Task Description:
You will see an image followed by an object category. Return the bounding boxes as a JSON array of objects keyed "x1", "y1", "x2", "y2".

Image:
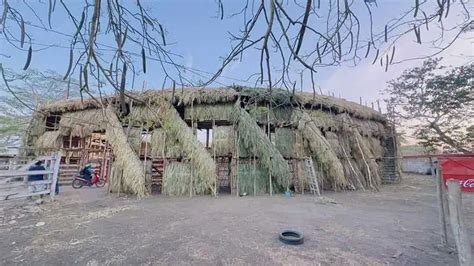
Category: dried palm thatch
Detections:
[
  {"x1": 155, "y1": 101, "x2": 217, "y2": 195},
  {"x1": 247, "y1": 105, "x2": 294, "y2": 125},
  {"x1": 184, "y1": 104, "x2": 234, "y2": 121},
  {"x1": 127, "y1": 127, "x2": 143, "y2": 154},
  {"x1": 127, "y1": 105, "x2": 160, "y2": 125},
  {"x1": 149, "y1": 128, "x2": 183, "y2": 158},
  {"x1": 35, "y1": 131, "x2": 62, "y2": 148},
  {"x1": 162, "y1": 162, "x2": 191, "y2": 196},
  {"x1": 140, "y1": 87, "x2": 238, "y2": 106},
  {"x1": 368, "y1": 136, "x2": 385, "y2": 160},
  {"x1": 340, "y1": 114, "x2": 382, "y2": 190},
  {"x1": 40, "y1": 87, "x2": 385, "y2": 125},
  {"x1": 308, "y1": 110, "x2": 339, "y2": 132},
  {"x1": 323, "y1": 131, "x2": 344, "y2": 158},
  {"x1": 105, "y1": 106, "x2": 148, "y2": 198},
  {"x1": 296, "y1": 92, "x2": 385, "y2": 121},
  {"x1": 232, "y1": 103, "x2": 290, "y2": 191},
  {"x1": 238, "y1": 162, "x2": 270, "y2": 194},
  {"x1": 294, "y1": 111, "x2": 347, "y2": 190},
  {"x1": 59, "y1": 109, "x2": 107, "y2": 137},
  {"x1": 275, "y1": 127, "x2": 296, "y2": 158},
  {"x1": 213, "y1": 126, "x2": 234, "y2": 156}
]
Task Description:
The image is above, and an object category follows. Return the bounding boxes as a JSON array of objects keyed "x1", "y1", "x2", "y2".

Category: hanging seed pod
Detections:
[
  {"x1": 414, "y1": 0, "x2": 419, "y2": 17},
  {"x1": 445, "y1": 0, "x2": 450, "y2": 18},
  {"x1": 74, "y1": 11, "x2": 85, "y2": 39},
  {"x1": 337, "y1": 31, "x2": 342, "y2": 60},
  {"x1": 63, "y1": 48, "x2": 73, "y2": 80},
  {"x1": 389, "y1": 45, "x2": 396, "y2": 64},
  {"x1": 120, "y1": 62, "x2": 127, "y2": 93},
  {"x1": 141, "y1": 47, "x2": 147, "y2": 74},
  {"x1": 83, "y1": 65, "x2": 88, "y2": 89},
  {"x1": 23, "y1": 45, "x2": 32, "y2": 70},
  {"x1": 79, "y1": 65, "x2": 83, "y2": 89},
  {"x1": 372, "y1": 48, "x2": 379, "y2": 65},
  {"x1": 317, "y1": 42, "x2": 322, "y2": 63},
  {"x1": 385, "y1": 54, "x2": 389, "y2": 72},
  {"x1": 159, "y1": 24, "x2": 166, "y2": 46},
  {"x1": 380, "y1": 57, "x2": 383, "y2": 67},
  {"x1": 219, "y1": 0, "x2": 224, "y2": 20},
  {"x1": 20, "y1": 20, "x2": 25, "y2": 48},
  {"x1": 365, "y1": 41, "x2": 371, "y2": 58},
  {"x1": 414, "y1": 24, "x2": 421, "y2": 44},
  {"x1": 384, "y1": 25, "x2": 388, "y2": 42},
  {"x1": 48, "y1": 0, "x2": 53, "y2": 28}
]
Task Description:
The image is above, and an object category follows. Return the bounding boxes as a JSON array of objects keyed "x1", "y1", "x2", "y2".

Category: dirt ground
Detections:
[{"x1": 1, "y1": 174, "x2": 473, "y2": 265}]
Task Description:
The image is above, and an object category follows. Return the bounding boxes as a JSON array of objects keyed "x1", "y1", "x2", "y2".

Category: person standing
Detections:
[{"x1": 27, "y1": 161, "x2": 46, "y2": 199}]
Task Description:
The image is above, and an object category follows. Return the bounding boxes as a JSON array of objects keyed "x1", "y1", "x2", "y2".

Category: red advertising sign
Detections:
[{"x1": 440, "y1": 157, "x2": 474, "y2": 192}]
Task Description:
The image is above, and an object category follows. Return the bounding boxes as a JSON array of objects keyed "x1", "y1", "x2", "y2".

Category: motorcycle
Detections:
[{"x1": 72, "y1": 171, "x2": 106, "y2": 189}]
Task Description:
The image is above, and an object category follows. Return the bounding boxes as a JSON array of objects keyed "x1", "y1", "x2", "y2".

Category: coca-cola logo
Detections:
[{"x1": 462, "y1": 179, "x2": 474, "y2": 188}]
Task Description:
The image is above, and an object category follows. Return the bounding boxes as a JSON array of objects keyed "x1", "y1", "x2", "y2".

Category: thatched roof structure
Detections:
[
  {"x1": 28, "y1": 86, "x2": 398, "y2": 197},
  {"x1": 39, "y1": 86, "x2": 385, "y2": 122}
]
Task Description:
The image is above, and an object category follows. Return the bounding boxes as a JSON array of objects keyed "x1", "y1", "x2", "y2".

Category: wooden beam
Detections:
[
  {"x1": 447, "y1": 179, "x2": 472, "y2": 266},
  {"x1": 435, "y1": 167, "x2": 449, "y2": 247}
]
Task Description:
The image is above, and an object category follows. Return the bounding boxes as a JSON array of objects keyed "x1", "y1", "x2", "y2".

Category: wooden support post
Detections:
[
  {"x1": 377, "y1": 100, "x2": 381, "y2": 113},
  {"x1": 253, "y1": 145, "x2": 256, "y2": 196},
  {"x1": 236, "y1": 128, "x2": 240, "y2": 197},
  {"x1": 162, "y1": 133, "x2": 167, "y2": 194},
  {"x1": 143, "y1": 126, "x2": 149, "y2": 192},
  {"x1": 359, "y1": 96, "x2": 362, "y2": 105},
  {"x1": 447, "y1": 179, "x2": 472, "y2": 266},
  {"x1": 267, "y1": 103, "x2": 272, "y2": 196},
  {"x1": 435, "y1": 166, "x2": 449, "y2": 247},
  {"x1": 269, "y1": 157, "x2": 273, "y2": 196},
  {"x1": 212, "y1": 119, "x2": 217, "y2": 197},
  {"x1": 50, "y1": 151, "x2": 62, "y2": 200}
]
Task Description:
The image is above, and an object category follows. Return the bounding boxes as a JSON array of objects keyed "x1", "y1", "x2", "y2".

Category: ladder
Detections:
[{"x1": 304, "y1": 158, "x2": 321, "y2": 196}]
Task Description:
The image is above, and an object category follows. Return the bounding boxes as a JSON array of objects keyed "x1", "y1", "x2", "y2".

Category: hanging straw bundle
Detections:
[
  {"x1": 162, "y1": 162, "x2": 192, "y2": 196},
  {"x1": 295, "y1": 111, "x2": 347, "y2": 190},
  {"x1": 232, "y1": 103, "x2": 290, "y2": 191},
  {"x1": 105, "y1": 106, "x2": 148, "y2": 198},
  {"x1": 154, "y1": 101, "x2": 217, "y2": 195}
]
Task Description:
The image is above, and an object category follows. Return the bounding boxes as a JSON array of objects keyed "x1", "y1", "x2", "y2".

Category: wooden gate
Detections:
[{"x1": 0, "y1": 152, "x2": 61, "y2": 200}]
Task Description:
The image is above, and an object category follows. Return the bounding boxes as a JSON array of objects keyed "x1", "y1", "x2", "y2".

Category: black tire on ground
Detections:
[
  {"x1": 72, "y1": 179, "x2": 83, "y2": 189},
  {"x1": 95, "y1": 179, "x2": 106, "y2": 188},
  {"x1": 279, "y1": 230, "x2": 304, "y2": 245}
]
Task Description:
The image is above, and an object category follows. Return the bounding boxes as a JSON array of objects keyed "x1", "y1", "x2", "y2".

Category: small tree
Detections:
[
  {"x1": 0, "y1": 68, "x2": 80, "y2": 147},
  {"x1": 385, "y1": 59, "x2": 473, "y2": 153}
]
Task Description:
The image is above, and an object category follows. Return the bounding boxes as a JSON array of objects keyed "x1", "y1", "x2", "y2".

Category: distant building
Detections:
[{"x1": 401, "y1": 145, "x2": 432, "y2": 175}]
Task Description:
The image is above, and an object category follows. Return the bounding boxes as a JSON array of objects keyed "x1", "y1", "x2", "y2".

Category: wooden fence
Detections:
[
  {"x1": 0, "y1": 152, "x2": 61, "y2": 201},
  {"x1": 435, "y1": 166, "x2": 472, "y2": 266}
]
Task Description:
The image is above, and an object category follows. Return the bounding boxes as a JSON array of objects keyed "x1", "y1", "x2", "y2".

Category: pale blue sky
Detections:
[{"x1": 1, "y1": 1, "x2": 472, "y2": 107}]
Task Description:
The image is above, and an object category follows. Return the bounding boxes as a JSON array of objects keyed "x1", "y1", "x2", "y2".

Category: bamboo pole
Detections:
[
  {"x1": 253, "y1": 144, "x2": 256, "y2": 196},
  {"x1": 267, "y1": 103, "x2": 272, "y2": 196},
  {"x1": 213, "y1": 119, "x2": 217, "y2": 197},
  {"x1": 190, "y1": 99, "x2": 194, "y2": 197},
  {"x1": 253, "y1": 100, "x2": 257, "y2": 196},
  {"x1": 236, "y1": 129, "x2": 240, "y2": 196},
  {"x1": 435, "y1": 166, "x2": 449, "y2": 247},
  {"x1": 143, "y1": 126, "x2": 149, "y2": 193},
  {"x1": 447, "y1": 179, "x2": 472, "y2": 266},
  {"x1": 161, "y1": 133, "x2": 166, "y2": 194}
]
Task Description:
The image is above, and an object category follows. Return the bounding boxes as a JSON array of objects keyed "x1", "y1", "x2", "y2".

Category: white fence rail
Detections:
[{"x1": 0, "y1": 152, "x2": 61, "y2": 201}]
